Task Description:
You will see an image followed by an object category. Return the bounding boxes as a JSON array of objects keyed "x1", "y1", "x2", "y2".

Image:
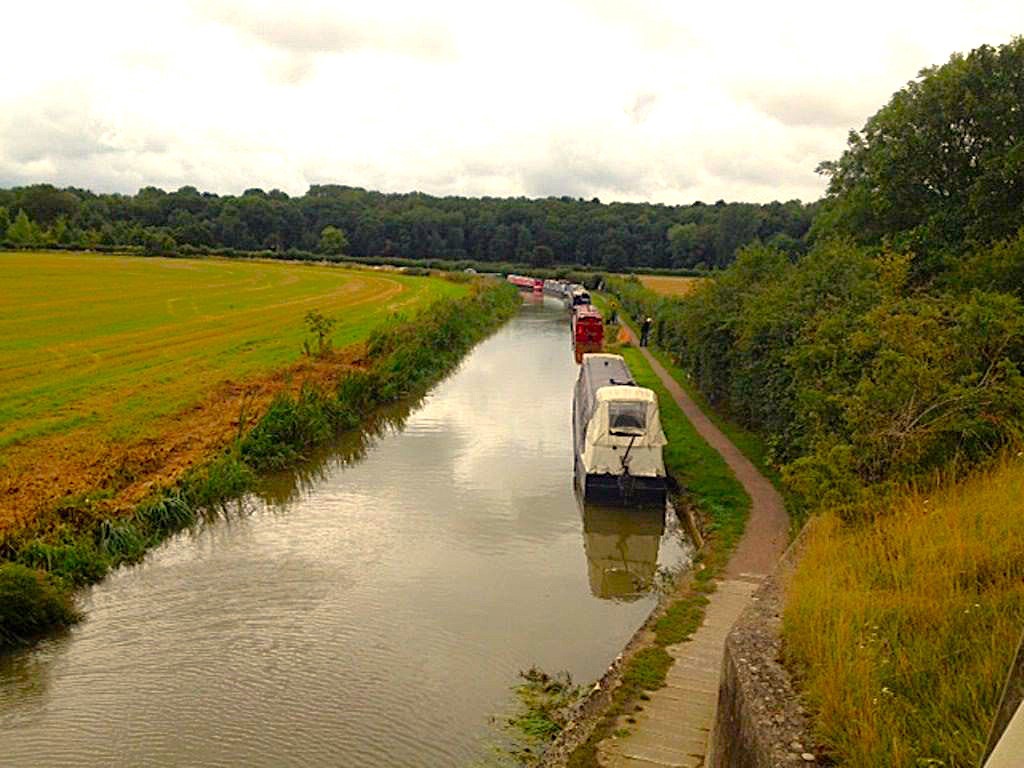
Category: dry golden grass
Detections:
[
  {"x1": 637, "y1": 274, "x2": 704, "y2": 297},
  {"x1": 784, "y1": 456, "x2": 1024, "y2": 767}
]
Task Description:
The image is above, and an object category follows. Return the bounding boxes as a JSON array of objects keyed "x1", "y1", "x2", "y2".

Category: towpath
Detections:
[{"x1": 597, "y1": 330, "x2": 789, "y2": 768}]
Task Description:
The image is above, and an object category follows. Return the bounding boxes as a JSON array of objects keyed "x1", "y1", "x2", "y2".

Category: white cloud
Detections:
[{"x1": 0, "y1": 0, "x2": 1022, "y2": 203}]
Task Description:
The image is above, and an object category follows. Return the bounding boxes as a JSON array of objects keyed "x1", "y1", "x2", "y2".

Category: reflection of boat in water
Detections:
[{"x1": 579, "y1": 500, "x2": 665, "y2": 601}]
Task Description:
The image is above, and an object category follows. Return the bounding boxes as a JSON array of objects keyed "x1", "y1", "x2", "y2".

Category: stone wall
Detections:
[{"x1": 707, "y1": 532, "x2": 822, "y2": 767}]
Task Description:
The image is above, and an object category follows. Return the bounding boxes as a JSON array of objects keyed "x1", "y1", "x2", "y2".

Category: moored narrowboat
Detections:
[
  {"x1": 507, "y1": 274, "x2": 544, "y2": 293},
  {"x1": 571, "y1": 304, "x2": 604, "y2": 363},
  {"x1": 572, "y1": 353, "x2": 668, "y2": 505}
]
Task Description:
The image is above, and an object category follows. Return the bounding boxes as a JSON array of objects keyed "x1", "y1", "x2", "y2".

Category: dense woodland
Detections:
[
  {"x1": 611, "y1": 37, "x2": 1024, "y2": 517},
  {"x1": 0, "y1": 184, "x2": 814, "y2": 271}
]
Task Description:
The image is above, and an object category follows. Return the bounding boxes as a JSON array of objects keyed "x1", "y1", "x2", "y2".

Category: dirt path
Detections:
[
  {"x1": 636, "y1": 347, "x2": 789, "y2": 577},
  {"x1": 597, "y1": 331, "x2": 789, "y2": 767}
]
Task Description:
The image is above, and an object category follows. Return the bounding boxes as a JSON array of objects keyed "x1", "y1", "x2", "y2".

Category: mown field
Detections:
[
  {"x1": 637, "y1": 275, "x2": 704, "y2": 297},
  {"x1": 0, "y1": 251, "x2": 466, "y2": 526}
]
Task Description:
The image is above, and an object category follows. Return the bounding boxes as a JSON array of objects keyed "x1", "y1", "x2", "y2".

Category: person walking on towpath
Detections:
[{"x1": 639, "y1": 316, "x2": 652, "y2": 347}]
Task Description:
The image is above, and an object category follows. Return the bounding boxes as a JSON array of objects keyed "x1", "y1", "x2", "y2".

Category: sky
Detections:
[{"x1": 1, "y1": 1, "x2": 1022, "y2": 205}]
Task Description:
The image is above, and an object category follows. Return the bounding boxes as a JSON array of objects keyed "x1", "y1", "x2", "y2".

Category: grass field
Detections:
[
  {"x1": 0, "y1": 251, "x2": 466, "y2": 527},
  {"x1": 637, "y1": 275, "x2": 704, "y2": 297}
]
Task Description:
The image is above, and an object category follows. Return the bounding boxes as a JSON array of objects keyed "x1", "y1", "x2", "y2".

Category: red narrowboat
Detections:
[
  {"x1": 572, "y1": 304, "x2": 604, "y2": 362},
  {"x1": 507, "y1": 274, "x2": 544, "y2": 293}
]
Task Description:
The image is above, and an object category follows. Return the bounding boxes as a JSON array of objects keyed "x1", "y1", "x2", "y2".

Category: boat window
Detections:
[{"x1": 609, "y1": 402, "x2": 646, "y2": 435}]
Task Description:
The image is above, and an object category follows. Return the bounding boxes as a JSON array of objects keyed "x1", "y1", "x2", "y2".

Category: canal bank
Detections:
[
  {"x1": 0, "y1": 297, "x2": 693, "y2": 767},
  {"x1": 542, "y1": 317, "x2": 789, "y2": 768},
  {"x1": 0, "y1": 279, "x2": 519, "y2": 650}
]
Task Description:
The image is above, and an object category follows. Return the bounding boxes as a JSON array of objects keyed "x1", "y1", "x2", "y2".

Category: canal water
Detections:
[{"x1": 0, "y1": 297, "x2": 691, "y2": 767}]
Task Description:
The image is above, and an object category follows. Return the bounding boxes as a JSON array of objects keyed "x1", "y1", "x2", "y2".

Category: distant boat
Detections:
[
  {"x1": 568, "y1": 286, "x2": 591, "y2": 307},
  {"x1": 573, "y1": 353, "x2": 668, "y2": 505},
  {"x1": 507, "y1": 274, "x2": 543, "y2": 293}
]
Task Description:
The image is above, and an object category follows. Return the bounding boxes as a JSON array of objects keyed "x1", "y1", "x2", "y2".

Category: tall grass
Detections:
[
  {"x1": 0, "y1": 280, "x2": 520, "y2": 650},
  {"x1": 783, "y1": 456, "x2": 1024, "y2": 767}
]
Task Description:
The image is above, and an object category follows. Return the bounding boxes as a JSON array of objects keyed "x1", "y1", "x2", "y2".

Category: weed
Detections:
[{"x1": 784, "y1": 456, "x2": 1024, "y2": 767}]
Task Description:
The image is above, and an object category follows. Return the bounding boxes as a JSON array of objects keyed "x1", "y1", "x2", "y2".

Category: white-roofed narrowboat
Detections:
[{"x1": 572, "y1": 353, "x2": 668, "y2": 505}]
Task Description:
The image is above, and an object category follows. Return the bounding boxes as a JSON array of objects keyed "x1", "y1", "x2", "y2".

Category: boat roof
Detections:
[{"x1": 595, "y1": 385, "x2": 656, "y2": 404}]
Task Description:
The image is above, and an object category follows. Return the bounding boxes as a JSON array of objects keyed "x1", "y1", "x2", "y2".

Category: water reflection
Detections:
[
  {"x1": 258, "y1": 396, "x2": 421, "y2": 507},
  {"x1": 578, "y1": 495, "x2": 682, "y2": 601}
]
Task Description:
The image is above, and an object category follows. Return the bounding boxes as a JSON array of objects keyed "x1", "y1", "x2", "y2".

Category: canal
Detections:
[{"x1": 0, "y1": 297, "x2": 691, "y2": 767}]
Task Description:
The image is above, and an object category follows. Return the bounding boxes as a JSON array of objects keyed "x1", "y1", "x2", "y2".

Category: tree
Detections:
[
  {"x1": 142, "y1": 229, "x2": 176, "y2": 256},
  {"x1": 667, "y1": 222, "x2": 698, "y2": 266},
  {"x1": 529, "y1": 244, "x2": 555, "y2": 267},
  {"x1": 6, "y1": 209, "x2": 42, "y2": 245},
  {"x1": 816, "y1": 37, "x2": 1024, "y2": 275},
  {"x1": 303, "y1": 309, "x2": 336, "y2": 357},
  {"x1": 0, "y1": 207, "x2": 9, "y2": 240},
  {"x1": 318, "y1": 225, "x2": 348, "y2": 256}
]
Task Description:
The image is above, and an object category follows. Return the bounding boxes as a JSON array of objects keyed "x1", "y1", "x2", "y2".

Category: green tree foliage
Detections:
[
  {"x1": 0, "y1": 183, "x2": 816, "y2": 271},
  {"x1": 815, "y1": 37, "x2": 1024, "y2": 278},
  {"x1": 142, "y1": 229, "x2": 176, "y2": 256},
  {"x1": 318, "y1": 225, "x2": 348, "y2": 256},
  {"x1": 6, "y1": 209, "x2": 42, "y2": 245},
  {"x1": 302, "y1": 309, "x2": 336, "y2": 357},
  {"x1": 0, "y1": 206, "x2": 9, "y2": 239},
  {"x1": 530, "y1": 244, "x2": 554, "y2": 267},
  {"x1": 610, "y1": 237, "x2": 1024, "y2": 517}
]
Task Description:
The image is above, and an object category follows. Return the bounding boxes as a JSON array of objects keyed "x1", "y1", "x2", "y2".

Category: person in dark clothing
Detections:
[{"x1": 640, "y1": 316, "x2": 652, "y2": 347}]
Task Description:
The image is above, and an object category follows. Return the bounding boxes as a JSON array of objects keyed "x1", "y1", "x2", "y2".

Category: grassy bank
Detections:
[
  {"x1": 557, "y1": 345, "x2": 750, "y2": 767},
  {"x1": 784, "y1": 456, "x2": 1024, "y2": 767},
  {"x1": 0, "y1": 251, "x2": 469, "y2": 532},
  {"x1": 0, "y1": 280, "x2": 520, "y2": 650}
]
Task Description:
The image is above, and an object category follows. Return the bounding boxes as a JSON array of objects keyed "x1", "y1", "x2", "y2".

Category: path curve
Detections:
[{"x1": 597, "y1": 328, "x2": 789, "y2": 768}]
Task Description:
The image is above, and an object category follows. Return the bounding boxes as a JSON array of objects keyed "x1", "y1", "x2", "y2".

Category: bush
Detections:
[
  {"x1": 0, "y1": 563, "x2": 78, "y2": 648},
  {"x1": 607, "y1": 237, "x2": 1024, "y2": 517}
]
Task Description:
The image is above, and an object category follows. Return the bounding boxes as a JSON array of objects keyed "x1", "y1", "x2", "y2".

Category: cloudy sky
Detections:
[{"x1": 2, "y1": 1, "x2": 1022, "y2": 204}]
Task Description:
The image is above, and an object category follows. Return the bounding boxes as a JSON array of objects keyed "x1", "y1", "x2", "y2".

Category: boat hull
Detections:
[{"x1": 577, "y1": 469, "x2": 667, "y2": 506}]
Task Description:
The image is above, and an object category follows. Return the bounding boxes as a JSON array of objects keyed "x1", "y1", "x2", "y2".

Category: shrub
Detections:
[{"x1": 0, "y1": 563, "x2": 78, "y2": 648}]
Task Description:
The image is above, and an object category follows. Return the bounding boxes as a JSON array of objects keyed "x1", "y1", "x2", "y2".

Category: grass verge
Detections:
[
  {"x1": 783, "y1": 455, "x2": 1024, "y2": 767},
  {"x1": 0, "y1": 280, "x2": 520, "y2": 651}
]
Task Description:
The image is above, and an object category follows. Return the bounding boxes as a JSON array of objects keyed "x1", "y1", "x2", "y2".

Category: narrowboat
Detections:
[
  {"x1": 544, "y1": 279, "x2": 571, "y2": 298},
  {"x1": 571, "y1": 304, "x2": 604, "y2": 363},
  {"x1": 573, "y1": 353, "x2": 668, "y2": 505},
  {"x1": 569, "y1": 286, "x2": 591, "y2": 307},
  {"x1": 507, "y1": 274, "x2": 544, "y2": 293}
]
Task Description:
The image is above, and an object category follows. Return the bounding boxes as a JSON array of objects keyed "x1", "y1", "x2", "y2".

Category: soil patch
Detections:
[{"x1": 0, "y1": 345, "x2": 367, "y2": 538}]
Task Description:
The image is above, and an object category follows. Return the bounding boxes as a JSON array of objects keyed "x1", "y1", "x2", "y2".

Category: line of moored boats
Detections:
[{"x1": 506, "y1": 274, "x2": 668, "y2": 507}]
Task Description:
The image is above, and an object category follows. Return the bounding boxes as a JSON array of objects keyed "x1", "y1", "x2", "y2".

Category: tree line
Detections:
[
  {"x1": 611, "y1": 36, "x2": 1024, "y2": 519},
  {"x1": 0, "y1": 183, "x2": 814, "y2": 271}
]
